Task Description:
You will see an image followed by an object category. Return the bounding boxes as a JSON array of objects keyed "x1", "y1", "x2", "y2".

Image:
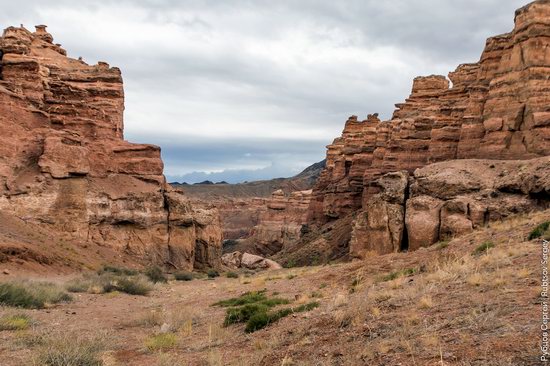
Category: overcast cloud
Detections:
[{"x1": 1, "y1": 0, "x2": 527, "y2": 183}]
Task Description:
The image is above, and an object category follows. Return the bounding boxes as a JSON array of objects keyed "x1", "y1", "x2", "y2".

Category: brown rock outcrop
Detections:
[
  {"x1": 0, "y1": 25, "x2": 222, "y2": 270},
  {"x1": 350, "y1": 156, "x2": 550, "y2": 257},
  {"x1": 244, "y1": 189, "x2": 312, "y2": 256},
  {"x1": 309, "y1": 1, "x2": 550, "y2": 224},
  {"x1": 405, "y1": 157, "x2": 549, "y2": 250},
  {"x1": 221, "y1": 251, "x2": 282, "y2": 271},
  {"x1": 350, "y1": 171, "x2": 408, "y2": 257}
]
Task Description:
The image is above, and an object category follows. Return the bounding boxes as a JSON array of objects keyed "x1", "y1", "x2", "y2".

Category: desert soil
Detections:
[{"x1": 0, "y1": 210, "x2": 548, "y2": 366}]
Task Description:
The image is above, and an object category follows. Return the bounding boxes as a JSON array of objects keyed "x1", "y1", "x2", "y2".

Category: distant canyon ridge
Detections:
[{"x1": 0, "y1": 0, "x2": 549, "y2": 272}]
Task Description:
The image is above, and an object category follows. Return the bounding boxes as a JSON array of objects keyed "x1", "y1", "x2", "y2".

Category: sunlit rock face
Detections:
[
  {"x1": 0, "y1": 25, "x2": 222, "y2": 270},
  {"x1": 309, "y1": 1, "x2": 550, "y2": 257}
]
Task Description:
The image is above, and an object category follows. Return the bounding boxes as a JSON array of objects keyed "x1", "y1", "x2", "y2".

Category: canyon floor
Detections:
[{"x1": 1, "y1": 210, "x2": 548, "y2": 366}]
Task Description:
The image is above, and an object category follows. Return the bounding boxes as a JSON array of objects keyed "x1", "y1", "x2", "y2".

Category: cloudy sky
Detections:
[{"x1": 2, "y1": 0, "x2": 527, "y2": 183}]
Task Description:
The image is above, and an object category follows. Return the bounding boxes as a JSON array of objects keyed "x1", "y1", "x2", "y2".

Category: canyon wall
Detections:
[
  {"x1": 309, "y1": 0, "x2": 550, "y2": 257},
  {"x1": 243, "y1": 189, "x2": 312, "y2": 256},
  {"x1": 0, "y1": 26, "x2": 222, "y2": 270}
]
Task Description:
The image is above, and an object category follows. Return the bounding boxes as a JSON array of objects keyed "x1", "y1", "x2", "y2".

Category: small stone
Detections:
[{"x1": 159, "y1": 323, "x2": 171, "y2": 334}]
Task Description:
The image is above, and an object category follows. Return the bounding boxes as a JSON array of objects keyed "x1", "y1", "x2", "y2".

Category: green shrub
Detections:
[
  {"x1": 437, "y1": 240, "x2": 450, "y2": 250},
  {"x1": 472, "y1": 241, "x2": 495, "y2": 256},
  {"x1": 293, "y1": 301, "x2": 320, "y2": 313},
  {"x1": 245, "y1": 308, "x2": 292, "y2": 333},
  {"x1": 145, "y1": 266, "x2": 167, "y2": 284},
  {"x1": 224, "y1": 303, "x2": 270, "y2": 326},
  {"x1": 381, "y1": 268, "x2": 417, "y2": 282},
  {"x1": 244, "y1": 302, "x2": 320, "y2": 333},
  {"x1": 35, "y1": 332, "x2": 107, "y2": 366},
  {"x1": 283, "y1": 259, "x2": 296, "y2": 268},
  {"x1": 0, "y1": 313, "x2": 32, "y2": 330},
  {"x1": 144, "y1": 333, "x2": 178, "y2": 352},
  {"x1": 260, "y1": 298, "x2": 291, "y2": 307},
  {"x1": 225, "y1": 271, "x2": 239, "y2": 279},
  {"x1": 213, "y1": 290, "x2": 267, "y2": 307},
  {"x1": 215, "y1": 290, "x2": 316, "y2": 333},
  {"x1": 98, "y1": 265, "x2": 137, "y2": 276},
  {"x1": 174, "y1": 272, "x2": 194, "y2": 281},
  {"x1": 529, "y1": 222, "x2": 550, "y2": 240},
  {"x1": 207, "y1": 269, "x2": 220, "y2": 279},
  {"x1": 0, "y1": 281, "x2": 72, "y2": 309},
  {"x1": 287, "y1": 274, "x2": 297, "y2": 280}
]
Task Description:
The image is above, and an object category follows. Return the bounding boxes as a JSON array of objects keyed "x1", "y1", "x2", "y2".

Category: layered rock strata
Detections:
[
  {"x1": 244, "y1": 189, "x2": 312, "y2": 256},
  {"x1": 310, "y1": 0, "x2": 550, "y2": 225},
  {"x1": 0, "y1": 26, "x2": 221, "y2": 270}
]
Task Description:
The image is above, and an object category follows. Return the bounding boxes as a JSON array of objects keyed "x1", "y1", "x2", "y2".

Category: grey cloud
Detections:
[{"x1": 1, "y1": 0, "x2": 528, "y2": 182}]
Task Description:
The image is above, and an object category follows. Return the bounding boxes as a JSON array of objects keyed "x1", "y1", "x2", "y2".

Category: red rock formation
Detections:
[
  {"x1": 0, "y1": 25, "x2": 222, "y2": 270},
  {"x1": 350, "y1": 157, "x2": 550, "y2": 257},
  {"x1": 242, "y1": 189, "x2": 312, "y2": 256},
  {"x1": 310, "y1": 0, "x2": 550, "y2": 225}
]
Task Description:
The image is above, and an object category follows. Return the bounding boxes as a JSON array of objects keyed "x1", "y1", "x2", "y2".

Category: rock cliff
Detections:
[
  {"x1": 308, "y1": 0, "x2": 550, "y2": 258},
  {"x1": 310, "y1": 0, "x2": 550, "y2": 224},
  {"x1": 243, "y1": 189, "x2": 312, "y2": 256},
  {"x1": 0, "y1": 26, "x2": 222, "y2": 270}
]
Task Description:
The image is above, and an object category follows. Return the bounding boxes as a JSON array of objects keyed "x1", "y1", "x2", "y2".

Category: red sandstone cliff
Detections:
[
  {"x1": 305, "y1": 0, "x2": 550, "y2": 259},
  {"x1": 0, "y1": 26, "x2": 222, "y2": 270},
  {"x1": 310, "y1": 1, "x2": 550, "y2": 223}
]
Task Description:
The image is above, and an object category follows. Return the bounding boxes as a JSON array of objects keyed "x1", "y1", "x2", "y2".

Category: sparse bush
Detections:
[
  {"x1": 174, "y1": 272, "x2": 194, "y2": 281},
  {"x1": 207, "y1": 269, "x2": 220, "y2": 279},
  {"x1": 381, "y1": 268, "x2": 417, "y2": 282},
  {"x1": 145, "y1": 333, "x2": 178, "y2": 352},
  {"x1": 0, "y1": 313, "x2": 32, "y2": 330},
  {"x1": 437, "y1": 240, "x2": 450, "y2": 250},
  {"x1": 419, "y1": 296, "x2": 434, "y2": 309},
  {"x1": 472, "y1": 241, "x2": 495, "y2": 256},
  {"x1": 529, "y1": 222, "x2": 550, "y2": 240},
  {"x1": 284, "y1": 259, "x2": 296, "y2": 268},
  {"x1": 135, "y1": 310, "x2": 164, "y2": 328},
  {"x1": 113, "y1": 276, "x2": 153, "y2": 295},
  {"x1": 34, "y1": 332, "x2": 108, "y2": 366},
  {"x1": 65, "y1": 278, "x2": 90, "y2": 293},
  {"x1": 66, "y1": 273, "x2": 153, "y2": 296},
  {"x1": 293, "y1": 301, "x2": 320, "y2": 313},
  {"x1": 145, "y1": 266, "x2": 168, "y2": 284},
  {"x1": 287, "y1": 274, "x2": 297, "y2": 280},
  {"x1": 0, "y1": 281, "x2": 72, "y2": 309},
  {"x1": 98, "y1": 265, "x2": 137, "y2": 276},
  {"x1": 225, "y1": 272, "x2": 239, "y2": 279}
]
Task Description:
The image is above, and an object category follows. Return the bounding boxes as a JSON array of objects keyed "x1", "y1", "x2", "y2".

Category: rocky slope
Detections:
[
  {"x1": 0, "y1": 26, "x2": 222, "y2": 271},
  {"x1": 302, "y1": 0, "x2": 550, "y2": 260}
]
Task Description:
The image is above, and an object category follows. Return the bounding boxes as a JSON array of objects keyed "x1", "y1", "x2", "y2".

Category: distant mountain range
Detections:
[{"x1": 172, "y1": 160, "x2": 326, "y2": 199}]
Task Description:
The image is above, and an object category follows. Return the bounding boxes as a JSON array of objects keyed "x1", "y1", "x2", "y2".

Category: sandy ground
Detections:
[{"x1": 0, "y1": 210, "x2": 549, "y2": 366}]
